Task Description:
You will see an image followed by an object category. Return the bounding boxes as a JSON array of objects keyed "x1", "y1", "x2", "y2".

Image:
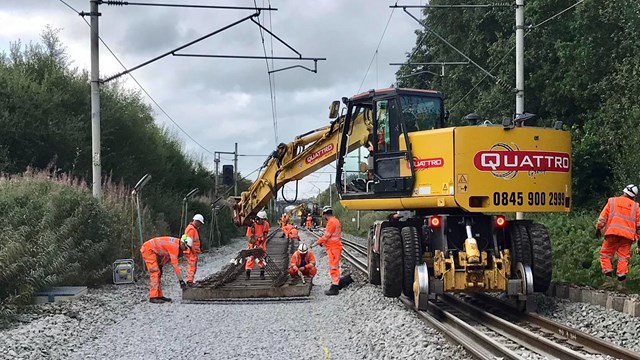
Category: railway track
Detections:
[{"x1": 308, "y1": 227, "x2": 640, "y2": 360}]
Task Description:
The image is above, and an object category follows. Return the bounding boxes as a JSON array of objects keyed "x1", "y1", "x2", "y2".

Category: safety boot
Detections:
[
  {"x1": 260, "y1": 269, "x2": 266, "y2": 280},
  {"x1": 338, "y1": 274, "x2": 354, "y2": 290},
  {"x1": 186, "y1": 281, "x2": 194, "y2": 288},
  {"x1": 149, "y1": 298, "x2": 164, "y2": 304},
  {"x1": 159, "y1": 296, "x2": 172, "y2": 303},
  {"x1": 245, "y1": 270, "x2": 251, "y2": 280},
  {"x1": 325, "y1": 284, "x2": 339, "y2": 296}
]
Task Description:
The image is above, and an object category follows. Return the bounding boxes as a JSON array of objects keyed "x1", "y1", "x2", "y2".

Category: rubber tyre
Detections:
[
  {"x1": 380, "y1": 227, "x2": 403, "y2": 297},
  {"x1": 401, "y1": 226, "x2": 422, "y2": 297},
  {"x1": 527, "y1": 222, "x2": 552, "y2": 293},
  {"x1": 507, "y1": 221, "x2": 532, "y2": 272},
  {"x1": 367, "y1": 227, "x2": 381, "y2": 285}
]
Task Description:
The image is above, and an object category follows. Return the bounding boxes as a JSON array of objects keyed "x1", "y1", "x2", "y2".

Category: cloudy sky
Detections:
[{"x1": 1, "y1": 0, "x2": 425, "y2": 200}]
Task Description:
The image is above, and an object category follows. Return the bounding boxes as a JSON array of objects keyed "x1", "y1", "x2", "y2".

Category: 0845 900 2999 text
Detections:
[{"x1": 492, "y1": 191, "x2": 566, "y2": 206}]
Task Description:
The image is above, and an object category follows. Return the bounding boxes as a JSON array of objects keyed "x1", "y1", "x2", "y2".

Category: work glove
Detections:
[
  {"x1": 595, "y1": 229, "x2": 602, "y2": 239},
  {"x1": 636, "y1": 247, "x2": 640, "y2": 255},
  {"x1": 179, "y1": 280, "x2": 187, "y2": 290}
]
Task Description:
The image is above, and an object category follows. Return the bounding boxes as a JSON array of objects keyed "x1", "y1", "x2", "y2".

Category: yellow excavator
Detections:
[{"x1": 232, "y1": 87, "x2": 571, "y2": 310}]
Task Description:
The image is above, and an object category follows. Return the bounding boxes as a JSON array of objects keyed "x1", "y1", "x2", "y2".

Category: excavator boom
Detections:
[{"x1": 232, "y1": 108, "x2": 372, "y2": 226}]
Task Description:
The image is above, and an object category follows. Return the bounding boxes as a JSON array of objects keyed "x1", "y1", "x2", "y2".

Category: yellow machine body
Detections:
[{"x1": 341, "y1": 126, "x2": 572, "y2": 213}]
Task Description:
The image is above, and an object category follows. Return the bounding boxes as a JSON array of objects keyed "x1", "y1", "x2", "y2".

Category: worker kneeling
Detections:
[
  {"x1": 140, "y1": 236, "x2": 191, "y2": 303},
  {"x1": 288, "y1": 242, "x2": 317, "y2": 279}
]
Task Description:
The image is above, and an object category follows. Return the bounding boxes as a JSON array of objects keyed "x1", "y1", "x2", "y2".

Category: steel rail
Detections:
[
  {"x1": 336, "y1": 231, "x2": 640, "y2": 360},
  {"x1": 439, "y1": 294, "x2": 585, "y2": 359},
  {"x1": 475, "y1": 293, "x2": 640, "y2": 360}
]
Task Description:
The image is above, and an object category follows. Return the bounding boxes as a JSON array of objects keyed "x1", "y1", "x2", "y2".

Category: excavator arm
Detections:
[{"x1": 232, "y1": 108, "x2": 372, "y2": 226}]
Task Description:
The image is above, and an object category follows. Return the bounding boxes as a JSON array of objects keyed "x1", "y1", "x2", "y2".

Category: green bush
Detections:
[{"x1": 0, "y1": 170, "x2": 160, "y2": 325}]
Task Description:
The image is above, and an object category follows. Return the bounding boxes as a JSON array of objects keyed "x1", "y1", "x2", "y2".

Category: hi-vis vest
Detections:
[
  {"x1": 317, "y1": 216, "x2": 342, "y2": 249},
  {"x1": 597, "y1": 196, "x2": 640, "y2": 240}
]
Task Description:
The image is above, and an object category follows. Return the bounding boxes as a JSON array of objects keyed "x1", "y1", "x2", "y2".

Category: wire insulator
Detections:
[{"x1": 103, "y1": 0, "x2": 127, "y2": 6}]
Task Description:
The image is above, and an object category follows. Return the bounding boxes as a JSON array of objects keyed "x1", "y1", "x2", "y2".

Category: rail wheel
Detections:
[
  {"x1": 380, "y1": 227, "x2": 403, "y2": 297},
  {"x1": 527, "y1": 222, "x2": 552, "y2": 293},
  {"x1": 367, "y1": 227, "x2": 381, "y2": 285},
  {"x1": 401, "y1": 226, "x2": 421, "y2": 297},
  {"x1": 514, "y1": 262, "x2": 534, "y2": 312},
  {"x1": 413, "y1": 264, "x2": 430, "y2": 311}
]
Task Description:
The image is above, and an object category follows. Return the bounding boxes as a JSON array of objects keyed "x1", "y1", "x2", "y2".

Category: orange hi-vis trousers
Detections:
[
  {"x1": 288, "y1": 265, "x2": 318, "y2": 278},
  {"x1": 185, "y1": 252, "x2": 198, "y2": 283},
  {"x1": 245, "y1": 241, "x2": 266, "y2": 270},
  {"x1": 327, "y1": 247, "x2": 342, "y2": 285},
  {"x1": 599, "y1": 235, "x2": 634, "y2": 276},
  {"x1": 141, "y1": 247, "x2": 163, "y2": 298}
]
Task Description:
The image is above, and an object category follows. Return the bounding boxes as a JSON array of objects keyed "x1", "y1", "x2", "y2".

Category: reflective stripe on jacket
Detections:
[
  {"x1": 317, "y1": 216, "x2": 342, "y2": 249},
  {"x1": 141, "y1": 236, "x2": 182, "y2": 275},
  {"x1": 596, "y1": 196, "x2": 640, "y2": 240},
  {"x1": 289, "y1": 250, "x2": 316, "y2": 268}
]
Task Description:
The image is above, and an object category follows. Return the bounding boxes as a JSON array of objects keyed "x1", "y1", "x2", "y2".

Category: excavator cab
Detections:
[{"x1": 335, "y1": 88, "x2": 445, "y2": 201}]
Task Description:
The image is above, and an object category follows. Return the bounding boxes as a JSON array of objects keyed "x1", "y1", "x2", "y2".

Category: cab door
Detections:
[{"x1": 372, "y1": 97, "x2": 414, "y2": 196}]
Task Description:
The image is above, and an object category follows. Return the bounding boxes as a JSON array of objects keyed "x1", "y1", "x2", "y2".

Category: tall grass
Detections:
[{"x1": 0, "y1": 169, "x2": 161, "y2": 325}]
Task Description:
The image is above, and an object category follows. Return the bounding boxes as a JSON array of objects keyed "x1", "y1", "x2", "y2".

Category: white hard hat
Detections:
[
  {"x1": 322, "y1": 206, "x2": 333, "y2": 214},
  {"x1": 181, "y1": 234, "x2": 193, "y2": 249},
  {"x1": 257, "y1": 210, "x2": 268, "y2": 220},
  {"x1": 298, "y1": 242, "x2": 308, "y2": 254},
  {"x1": 193, "y1": 214, "x2": 205, "y2": 224},
  {"x1": 623, "y1": 184, "x2": 638, "y2": 198}
]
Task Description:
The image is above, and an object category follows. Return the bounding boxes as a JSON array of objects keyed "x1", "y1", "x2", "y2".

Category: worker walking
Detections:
[
  {"x1": 306, "y1": 215, "x2": 313, "y2": 230},
  {"x1": 140, "y1": 236, "x2": 191, "y2": 303},
  {"x1": 183, "y1": 214, "x2": 204, "y2": 287},
  {"x1": 288, "y1": 242, "x2": 317, "y2": 279},
  {"x1": 312, "y1": 206, "x2": 343, "y2": 295},
  {"x1": 246, "y1": 210, "x2": 270, "y2": 280},
  {"x1": 595, "y1": 184, "x2": 640, "y2": 282}
]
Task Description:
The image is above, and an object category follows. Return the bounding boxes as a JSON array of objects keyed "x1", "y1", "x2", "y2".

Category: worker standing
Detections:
[
  {"x1": 183, "y1": 214, "x2": 204, "y2": 287},
  {"x1": 246, "y1": 210, "x2": 270, "y2": 280},
  {"x1": 288, "y1": 243, "x2": 317, "y2": 279},
  {"x1": 312, "y1": 206, "x2": 343, "y2": 296},
  {"x1": 306, "y1": 215, "x2": 313, "y2": 230},
  {"x1": 140, "y1": 236, "x2": 191, "y2": 303},
  {"x1": 595, "y1": 184, "x2": 640, "y2": 282}
]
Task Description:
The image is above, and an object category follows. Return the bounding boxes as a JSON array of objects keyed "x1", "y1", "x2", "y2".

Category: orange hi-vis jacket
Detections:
[
  {"x1": 247, "y1": 221, "x2": 270, "y2": 246},
  {"x1": 317, "y1": 216, "x2": 342, "y2": 250},
  {"x1": 289, "y1": 228, "x2": 299, "y2": 239},
  {"x1": 289, "y1": 250, "x2": 316, "y2": 269},
  {"x1": 141, "y1": 237, "x2": 182, "y2": 276},
  {"x1": 183, "y1": 223, "x2": 201, "y2": 254},
  {"x1": 283, "y1": 223, "x2": 294, "y2": 238},
  {"x1": 596, "y1": 196, "x2": 640, "y2": 241}
]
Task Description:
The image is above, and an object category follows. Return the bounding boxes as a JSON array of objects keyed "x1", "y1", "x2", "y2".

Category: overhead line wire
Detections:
[
  {"x1": 358, "y1": 3, "x2": 397, "y2": 93},
  {"x1": 58, "y1": 0, "x2": 216, "y2": 156},
  {"x1": 449, "y1": 0, "x2": 587, "y2": 110},
  {"x1": 254, "y1": 0, "x2": 279, "y2": 145}
]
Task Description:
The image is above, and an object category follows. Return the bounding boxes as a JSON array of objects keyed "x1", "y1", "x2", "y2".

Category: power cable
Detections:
[
  {"x1": 58, "y1": 0, "x2": 216, "y2": 156},
  {"x1": 254, "y1": 0, "x2": 279, "y2": 145},
  {"x1": 358, "y1": 3, "x2": 397, "y2": 93},
  {"x1": 449, "y1": 0, "x2": 587, "y2": 111}
]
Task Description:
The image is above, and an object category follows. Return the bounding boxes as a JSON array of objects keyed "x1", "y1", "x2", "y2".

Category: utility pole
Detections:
[
  {"x1": 234, "y1": 142, "x2": 238, "y2": 196},
  {"x1": 214, "y1": 154, "x2": 219, "y2": 197},
  {"x1": 329, "y1": 174, "x2": 332, "y2": 207},
  {"x1": 90, "y1": 0, "x2": 102, "y2": 199},
  {"x1": 515, "y1": 0, "x2": 525, "y2": 220}
]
